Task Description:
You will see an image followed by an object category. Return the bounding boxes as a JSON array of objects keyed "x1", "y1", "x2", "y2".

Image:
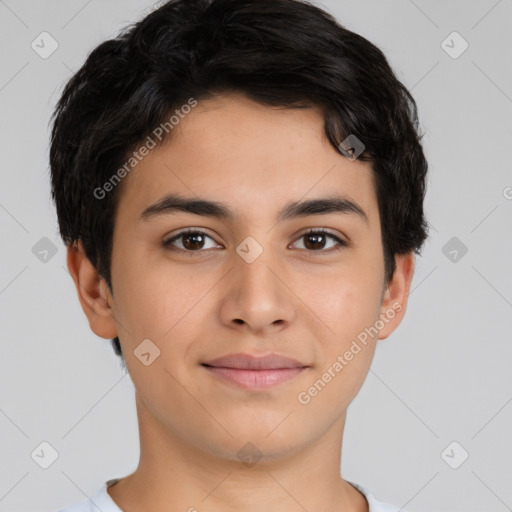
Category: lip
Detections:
[
  {"x1": 201, "y1": 353, "x2": 308, "y2": 391},
  {"x1": 202, "y1": 353, "x2": 306, "y2": 370}
]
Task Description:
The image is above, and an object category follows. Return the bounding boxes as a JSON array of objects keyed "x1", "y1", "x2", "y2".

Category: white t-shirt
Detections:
[{"x1": 57, "y1": 478, "x2": 405, "y2": 512}]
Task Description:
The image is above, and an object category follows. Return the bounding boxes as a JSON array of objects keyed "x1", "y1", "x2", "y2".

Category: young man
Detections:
[{"x1": 51, "y1": 0, "x2": 428, "y2": 510}]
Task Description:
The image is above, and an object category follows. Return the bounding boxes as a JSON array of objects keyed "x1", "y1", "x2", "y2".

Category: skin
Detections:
[{"x1": 67, "y1": 92, "x2": 415, "y2": 512}]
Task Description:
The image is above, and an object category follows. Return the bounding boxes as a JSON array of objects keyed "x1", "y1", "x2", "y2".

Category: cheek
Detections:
[
  {"x1": 118, "y1": 273, "x2": 194, "y2": 341},
  {"x1": 109, "y1": 251, "x2": 179, "y2": 343},
  {"x1": 312, "y1": 265, "x2": 383, "y2": 338},
  {"x1": 112, "y1": 256, "x2": 221, "y2": 374},
  {"x1": 298, "y1": 282, "x2": 382, "y2": 415}
]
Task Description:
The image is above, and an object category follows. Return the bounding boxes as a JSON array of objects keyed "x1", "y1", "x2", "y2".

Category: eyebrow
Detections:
[{"x1": 139, "y1": 193, "x2": 368, "y2": 224}]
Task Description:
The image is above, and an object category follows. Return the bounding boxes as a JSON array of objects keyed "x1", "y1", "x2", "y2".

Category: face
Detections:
[{"x1": 71, "y1": 92, "x2": 413, "y2": 463}]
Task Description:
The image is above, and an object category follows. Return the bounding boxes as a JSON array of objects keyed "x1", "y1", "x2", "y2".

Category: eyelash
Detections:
[{"x1": 162, "y1": 228, "x2": 348, "y2": 256}]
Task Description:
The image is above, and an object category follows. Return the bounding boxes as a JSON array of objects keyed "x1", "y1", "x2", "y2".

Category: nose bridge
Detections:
[
  {"x1": 234, "y1": 233, "x2": 283, "y2": 301},
  {"x1": 220, "y1": 232, "x2": 295, "y2": 331}
]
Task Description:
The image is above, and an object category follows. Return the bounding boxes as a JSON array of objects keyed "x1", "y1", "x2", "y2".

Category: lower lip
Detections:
[{"x1": 202, "y1": 365, "x2": 306, "y2": 391}]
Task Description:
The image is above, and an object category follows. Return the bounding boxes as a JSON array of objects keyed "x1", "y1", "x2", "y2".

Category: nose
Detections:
[{"x1": 218, "y1": 246, "x2": 296, "y2": 335}]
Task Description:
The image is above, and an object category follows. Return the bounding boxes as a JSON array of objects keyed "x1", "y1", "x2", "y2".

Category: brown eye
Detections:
[
  {"x1": 292, "y1": 229, "x2": 347, "y2": 253},
  {"x1": 163, "y1": 229, "x2": 219, "y2": 252}
]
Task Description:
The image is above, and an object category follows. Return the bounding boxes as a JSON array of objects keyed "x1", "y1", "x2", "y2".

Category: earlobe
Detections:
[
  {"x1": 66, "y1": 240, "x2": 118, "y2": 339},
  {"x1": 377, "y1": 252, "x2": 415, "y2": 340}
]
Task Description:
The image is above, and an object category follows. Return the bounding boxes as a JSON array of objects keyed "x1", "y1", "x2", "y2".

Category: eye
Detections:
[
  {"x1": 291, "y1": 229, "x2": 348, "y2": 254},
  {"x1": 162, "y1": 229, "x2": 220, "y2": 253}
]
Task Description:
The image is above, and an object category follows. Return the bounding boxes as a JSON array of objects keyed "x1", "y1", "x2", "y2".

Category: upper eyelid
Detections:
[{"x1": 165, "y1": 227, "x2": 218, "y2": 244}]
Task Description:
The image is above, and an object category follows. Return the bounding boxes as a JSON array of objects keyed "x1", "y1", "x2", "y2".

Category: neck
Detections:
[{"x1": 107, "y1": 392, "x2": 368, "y2": 512}]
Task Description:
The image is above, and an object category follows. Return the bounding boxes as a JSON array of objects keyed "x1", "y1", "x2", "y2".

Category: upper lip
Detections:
[{"x1": 202, "y1": 353, "x2": 307, "y2": 370}]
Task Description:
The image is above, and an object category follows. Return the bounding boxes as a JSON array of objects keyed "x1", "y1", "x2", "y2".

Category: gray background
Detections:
[{"x1": 1, "y1": 0, "x2": 511, "y2": 511}]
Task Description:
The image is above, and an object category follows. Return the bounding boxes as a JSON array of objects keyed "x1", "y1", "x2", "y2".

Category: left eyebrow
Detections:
[{"x1": 139, "y1": 193, "x2": 368, "y2": 224}]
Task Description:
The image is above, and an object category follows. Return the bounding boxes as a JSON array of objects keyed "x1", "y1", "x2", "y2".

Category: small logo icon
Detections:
[
  {"x1": 441, "y1": 31, "x2": 468, "y2": 59},
  {"x1": 442, "y1": 236, "x2": 468, "y2": 263},
  {"x1": 32, "y1": 237, "x2": 58, "y2": 263},
  {"x1": 338, "y1": 134, "x2": 365, "y2": 160},
  {"x1": 236, "y1": 236, "x2": 264, "y2": 264},
  {"x1": 441, "y1": 441, "x2": 469, "y2": 469},
  {"x1": 134, "y1": 338, "x2": 161, "y2": 366},
  {"x1": 31, "y1": 441, "x2": 59, "y2": 469},
  {"x1": 31, "y1": 32, "x2": 59, "y2": 59},
  {"x1": 237, "y1": 442, "x2": 263, "y2": 467}
]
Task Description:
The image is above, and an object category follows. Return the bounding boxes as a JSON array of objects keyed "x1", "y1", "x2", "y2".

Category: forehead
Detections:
[{"x1": 116, "y1": 93, "x2": 378, "y2": 226}]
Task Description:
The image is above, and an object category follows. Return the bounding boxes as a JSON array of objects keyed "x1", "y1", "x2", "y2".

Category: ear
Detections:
[
  {"x1": 377, "y1": 251, "x2": 415, "y2": 340},
  {"x1": 66, "y1": 240, "x2": 118, "y2": 339}
]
